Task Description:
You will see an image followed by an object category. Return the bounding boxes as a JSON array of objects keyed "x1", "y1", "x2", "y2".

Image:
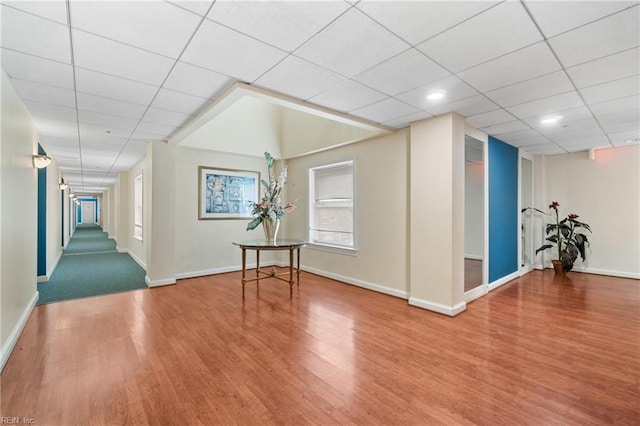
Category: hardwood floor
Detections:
[{"x1": 1, "y1": 269, "x2": 639, "y2": 425}]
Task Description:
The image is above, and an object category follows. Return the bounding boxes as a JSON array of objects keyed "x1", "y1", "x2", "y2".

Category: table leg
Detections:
[
  {"x1": 296, "y1": 247, "x2": 301, "y2": 286},
  {"x1": 256, "y1": 249, "x2": 260, "y2": 290},
  {"x1": 289, "y1": 247, "x2": 294, "y2": 298},
  {"x1": 241, "y1": 247, "x2": 246, "y2": 299}
]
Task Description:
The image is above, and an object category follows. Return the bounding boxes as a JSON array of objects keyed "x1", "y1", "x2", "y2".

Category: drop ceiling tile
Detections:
[
  {"x1": 521, "y1": 143, "x2": 566, "y2": 155},
  {"x1": 485, "y1": 71, "x2": 575, "y2": 108},
  {"x1": 0, "y1": 5, "x2": 71, "y2": 63},
  {"x1": 505, "y1": 136, "x2": 550, "y2": 148},
  {"x1": 556, "y1": 140, "x2": 611, "y2": 152},
  {"x1": 69, "y1": 1, "x2": 201, "y2": 59},
  {"x1": 3, "y1": 1, "x2": 68, "y2": 24},
  {"x1": 427, "y1": 95, "x2": 499, "y2": 117},
  {"x1": 608, "y1": 129, "x2": 640, "y2": 146},
  {"x1": 112, "y1": 152, "x2": 148, "y2": 171},
  {"x1": 395, "y1": 75, "x2": 478, "y2": 109},
  {"x1": 597, "y1": 109, "x2": 640, "y2": 128},
  {"x1": 458, "y1": 42, "x2": 561, "y2": 92},
  {"x1": 353, "y1": 49, "x2": 449, "y2": 96},
  {"x1": 181, "y1": 19, "x2": 287, "y2": 82},
  {"x1": 382, "y1": 111, "x2": 433, "y2": 129},
  {"x1": 166, "y1": 1, "x2": 213, "y2": 17},
  {"x1": 524, "y1": 0, "x2": 636, "y2": 38},
  {"x1": 590, "y1": 95, "x2": 640, "y2": 117},
  {"x1": 78, "y1": 110, "x2": 139, "y2": 132},
  {"x1": 481, "y1": 120, "x2": 531, "y2": 136},
  {"x1": 75, "y1": 68, "x2": 159, "y2": 105},
  {"x1": 150, "y1": 88, "x2": 211, "y2": 115},
  {"x1": 76, "y1": 92, "x2": 147, "y2": 121},
  {"x1": 548, "y1": 7, "x2": 639, "y2": 68},
  {"x1": 351, "y1": 98, "x2": 419, "y2": 124},
  {"x1": 143, "y1": 107, "x2": 193, "y2": 128},
  {"x1": 355, "y1": 1, "x2": 498, "y2": 45},
  {"x1": 601, "y1": 117, "x2": 640, "y2": 134},
  {"x1": 24, "y1": 100, "x2": 77, "y2": 122},
  {"x1": 567, "y1": 47, "x2": 639, "y2": 88},
  {"x1": 208, "y1": 1, "x2": 349, "y2": 52},
  {"x1": 122, "y1": 139, "x2": 151, "y2": 155},
  {"x1": 532, "y1": 117, "x2": 600, "y2": 136},
  {"x1": 44, "y1": 136, "x2": 82, "y2": 149},
  {"x1": 295, "y1": 8, "x2": 409, "y2": 77},
  {"x1": 80, "y1": 123, "x2": 131, "y2": 139},
  {"x1": 72, "y1": 30, "x2": 175, "y2": 86},
  {"x1": 506, "y1": 92, "x2": 585, "y2": 119},
  {"x1": 77, "y1": 133, "x2": 129, "y2": 150},
  {"x1": 580, "y1": 75, "x2": 640, "y2": 105},
  {"x1": 418, "y1": 2, "x2": 542, "y2": 72},
  {"x1": 524, "y1": 107, "x2": 595, "y2": 133},
  {"x1": 10, "y1": 79, "x2": 76, "y2": 108},
  {"x1": 130, "y1": 129, "x2": 169, "y2": 140},
  {"x1": 308, "y1": 80, "x2": 387, "y2": 113},
  {"x1": 163, "y1": 62, "x2": 233, "y2": 99},
  {"x1": 494, "y1": 128, "x2": 541, "y2": 142},
  {"x1": 136, "y1": 121, "x2": 177, "y2": 139},
  {"x1": 548, "y1": 127, "x2": 608, "y2": 143},
  {"x1": 35, "y1": 119, "x2": 79, "y2": 139},
  {"x1": 255, "y1": 56, "x2": 346, "y2": 100},
  {"x1": 466, "y1": 109, "x2": 515, "y2": 129},
  {"x1": 1, "y1": 49, "x2": 74, "y2": 89}
]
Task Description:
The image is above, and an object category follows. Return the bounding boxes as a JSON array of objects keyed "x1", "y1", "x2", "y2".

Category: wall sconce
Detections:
[
  {"x1": 32, "y1": 155, "x2": 52, "y2": 169},
  {"x1": 69, "y1": 191, "x2": 75, "y2": 198},
  {"x1": 58, "y1": 178, "x2": 69, "y2": 191}
]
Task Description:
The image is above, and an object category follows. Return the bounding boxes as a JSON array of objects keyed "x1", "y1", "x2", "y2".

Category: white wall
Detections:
[
  {"x1": 465, "y1": 162, "x2": 484, "y2": 259},
  {"x1": 43, "y1": 161, "x2": 63, "y2": 280},
  {"x1": 541, "y1": 146, "x2": 640, "y2": 278},
  {"x1": 0, "y1": 71, "x2": 39, "y2": 371},
  {"x1": 119, "y1": 158, "x2": 147, "y2": 268},
  {"x1": 174, "y1": 146, "x2": 275, "y2": 277},
  {"x1": 283, "y1": 129, "x2": 409, "y2": 298}
]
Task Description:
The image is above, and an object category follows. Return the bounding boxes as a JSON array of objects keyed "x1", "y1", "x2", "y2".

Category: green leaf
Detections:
[
  {"x1": 246, "y1": 216, "x2": 263, "y2": 231},
  {"x1": 261, "y1": 179, "x2": 271, "y2": 192},
  {"x1": 535, "y1": 244, "x2": 554, "y2": 254}
]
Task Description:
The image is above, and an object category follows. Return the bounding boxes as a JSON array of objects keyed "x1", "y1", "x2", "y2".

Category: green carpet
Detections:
[{"x1": 38, "y1": 225, "x2": 146, "y2": 304}]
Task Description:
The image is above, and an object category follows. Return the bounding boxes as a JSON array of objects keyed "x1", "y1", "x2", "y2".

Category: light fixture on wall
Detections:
[
  {"x1": 32, "y1": 154, "x2": 52, "y2": 169},
  {"x1": 69, "y1": 191, "x2": 75, "y2": 198},
  {"x1": 58, "y1": 178, "x2": 69, "y2": 191}
]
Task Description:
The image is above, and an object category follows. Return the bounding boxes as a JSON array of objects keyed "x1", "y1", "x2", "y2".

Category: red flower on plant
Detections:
[
  {"x1": 568, "y1": 213, "x2": 579, "y2": 220},
  {"x1": 548, "y1": 201, "x2": 560, "y2": 210}
]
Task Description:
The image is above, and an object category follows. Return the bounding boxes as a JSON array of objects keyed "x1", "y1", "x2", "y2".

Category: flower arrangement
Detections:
[
  {"x1": 246, "y1": 151, "x2": 295, "y2": 231},
  {"x1": 525, "y1": 201, "x2": 591, "y2": 272}
]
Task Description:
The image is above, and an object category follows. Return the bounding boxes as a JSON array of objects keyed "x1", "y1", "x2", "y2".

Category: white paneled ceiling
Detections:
[{"x1": 1, "y1": 0, "x2": 638, "y2": 195}]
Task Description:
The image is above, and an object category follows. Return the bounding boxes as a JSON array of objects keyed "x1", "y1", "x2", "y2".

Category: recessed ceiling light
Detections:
[
  {"x1": 426, "y1": 91, "x2": 446, "y2": 101},
  {"x1": 541, "y1": 115, "x2": 563, "y2": 125}
]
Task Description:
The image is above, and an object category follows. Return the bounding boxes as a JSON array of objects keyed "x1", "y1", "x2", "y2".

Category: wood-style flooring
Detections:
[{"x1": 1, "y1": 269, "x2": 639, "y2": 425}]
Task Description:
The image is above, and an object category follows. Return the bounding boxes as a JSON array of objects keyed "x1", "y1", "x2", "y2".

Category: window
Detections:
[
  {"x1": 134, "y1": 172, "x2": 143, "y2": 240},
  {"x1": 308, "y1": 160, "x2": 354, "y2": 249}
]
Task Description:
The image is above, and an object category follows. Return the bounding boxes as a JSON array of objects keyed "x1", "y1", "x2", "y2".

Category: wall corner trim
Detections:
[
  {"x1": 117, "y1": 248, "x2": 147, "y2": 270},
  {"x1": 488, "y1": 270, "x2": 520, "y2": 291},
  {"x1": 145, "y1": 276, "x2": 176, "y2": 287},
  {"x1": 1, "y1": 291, "x2": 38, "y2": 373},
  {"x1": 408, "y1": 297, "x2": 466, "y2": 316}
]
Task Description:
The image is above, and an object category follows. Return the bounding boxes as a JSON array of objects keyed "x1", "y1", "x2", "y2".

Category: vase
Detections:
[
  {"x1": 552, "y1": 260, "x2": 565, "y2": 276},
  {"x1": 262, "y1": 218, "x2": 280, "y2": 242}
]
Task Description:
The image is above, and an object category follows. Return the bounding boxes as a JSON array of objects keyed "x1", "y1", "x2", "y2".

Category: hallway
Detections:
[{"x1": 37, "y1": 225, "x2": 147, "y2": 304}]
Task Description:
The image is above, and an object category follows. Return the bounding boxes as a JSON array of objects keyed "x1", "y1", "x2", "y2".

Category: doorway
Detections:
[
  {"x1": 520, "y1": 156, "x2": 534, "y2": 272},
  {"x1": 81, "y1": 202, "x2": 96, "y2": 224},
  {"x1": 464, "y1": 135, "x2": 485, "y2": 294}
]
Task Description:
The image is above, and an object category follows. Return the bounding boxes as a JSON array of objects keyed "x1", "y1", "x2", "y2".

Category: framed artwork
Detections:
[{"x1": 198, "y1": 166, "x2": 260, "y2": 220}]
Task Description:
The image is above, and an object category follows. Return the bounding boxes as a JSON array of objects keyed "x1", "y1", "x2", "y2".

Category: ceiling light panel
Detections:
[
  {"x1": 458, "y1": 42, "x2": 561, "y2": 92},
  {"x1": 1, "y1": 49, "x2": 74, "y2": 90},
  {"x1": 353, "y1": 49, "x2": 450, "y2": 96},
  {"x1": 547, "y1": 7, "x2": 639, "y2": 68},
  {"x1": 485, "y1": 71, "x2": 575, "y2": 108},
  {"x1": 255, "y1": 56, "x2": 346, "y2": 101},
  {"x1": 72, "y1": 30, "x2": 175, "y2": 86},
  {"x1": 523, "y1": 0, "x2": 636, "y2": 38},
  {"x1": 418, "y1": 1, "x2": 542, "y2": 72},
  {"x1": 295, "y1": 8, "x2": 409, "y2": 77},
  {"x1": 355, "y1": 1, "x2": 498, "y2": 46},
  {"x1": 396, "y1": 75, "x2": 477, "y2": 109},
  {"x1": 163, "y1": 62, "x2": 233, "y2": 99},
  {"x1": 69, "y1": 1, "x2": 202, "y2": 59},
  {"x1": 208, "y1": 1, "x2": 349, "y2": 52},
  {"x1": 0, "y1": 5, "x2": 71, "y2": 63},
  {"x1": 308, "y1": 80, "x2": 387, "y2": 113},
  {"x1": 566, "y1": 47, "x2": 639, "y2": 89},
  {"x1": 181, "y1": 20, "x2": 287, "y2": 82}
]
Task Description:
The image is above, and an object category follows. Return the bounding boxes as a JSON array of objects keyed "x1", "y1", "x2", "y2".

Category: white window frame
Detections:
[
  {"x1": 134, "y1": 172, "x2": 143, "y2": 241},
  {"x1": 308, "y1": 159, "x2": 356, "y2": 254}
]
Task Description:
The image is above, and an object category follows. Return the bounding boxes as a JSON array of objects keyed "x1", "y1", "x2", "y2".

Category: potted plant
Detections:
[{"x1": 524, "y1": 201, "x2": 591, "y2": 274}]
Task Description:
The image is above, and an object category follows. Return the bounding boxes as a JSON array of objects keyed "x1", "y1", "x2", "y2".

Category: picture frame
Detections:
[{"x1": 198, "y1": 166, "x2": 260, "y2": 220}]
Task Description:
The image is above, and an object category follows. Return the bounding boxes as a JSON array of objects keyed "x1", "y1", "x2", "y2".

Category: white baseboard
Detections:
[
  {"x1": 175, "y1": 261, "x2": 277, "y2": 280},
  {"x1": 1, "y1": 291, "x2": 38, "y2": 373},
  {"x1": 301, "y1": 265, "x2": 409, "y2": 299},
  {"x1": 565, "y1": 265, "x2": 639, "y2": 280},
  {"x1": 117, "y1": 247, "x2": 147, "y2": 270},
  {"x1": 488, "y1": 270, "x2": 520, "y2": 291},
  {"x1": 145, "y1": 276, "x2": 176, "y2": 287},
  {"x1": 408, "y1": 297, "x2": 466, "y2": 316},
  {"x1": 40, "y1": 250, "x2": 63, "y2": 282},
  {"x1": 464, "y1": 284, "x2": 487, "y2": 303},
  {"x1": 464, "y1": 254, "x2": 484, "y2": 261}
]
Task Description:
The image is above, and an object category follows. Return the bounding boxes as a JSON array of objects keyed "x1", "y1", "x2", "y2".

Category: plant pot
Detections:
[
  {"x1": 262, "y1": 218, "x2": 280, "y2": 242},
  {"x1": 552, "y1": 260, "x2": 565, "y2": 276}
]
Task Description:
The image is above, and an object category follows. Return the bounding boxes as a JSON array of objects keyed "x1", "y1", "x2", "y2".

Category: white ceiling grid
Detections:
[{"x1": 0, "y1": 0, "x2": 638, "y2": 194}]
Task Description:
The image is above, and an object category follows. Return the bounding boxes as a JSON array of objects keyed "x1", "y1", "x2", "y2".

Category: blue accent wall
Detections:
[
  {"x1": 488, "y1": 136, "x2": 519, "y2": 282},
  {"x1": 37, "y1": 144, "x2": 47, "y2": 276}
]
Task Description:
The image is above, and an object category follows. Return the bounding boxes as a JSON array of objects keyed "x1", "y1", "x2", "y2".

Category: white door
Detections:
[{"x1": 81, "y1": 202, "x2": 95, "y2": 224}]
